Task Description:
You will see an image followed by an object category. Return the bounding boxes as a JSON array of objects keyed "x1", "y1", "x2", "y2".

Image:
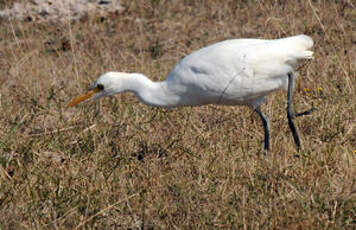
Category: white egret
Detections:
[{"x1": 68, "y1": 34, "x2": 315, "y2": 154}]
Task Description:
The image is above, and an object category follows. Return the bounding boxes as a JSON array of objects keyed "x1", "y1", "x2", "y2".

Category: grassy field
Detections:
[{"x1": 0, "y1": 0, "x2": 355, "y2": 229}]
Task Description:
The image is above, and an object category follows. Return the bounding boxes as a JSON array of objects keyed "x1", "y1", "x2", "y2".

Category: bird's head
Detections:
[{"x1": 67, "y1": 72, "x2": 126, "y2": 107}]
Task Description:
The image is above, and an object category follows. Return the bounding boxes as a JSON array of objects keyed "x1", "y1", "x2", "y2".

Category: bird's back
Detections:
[{"x1": 164, "y1": 35, "x2": 313, "y2": 107}]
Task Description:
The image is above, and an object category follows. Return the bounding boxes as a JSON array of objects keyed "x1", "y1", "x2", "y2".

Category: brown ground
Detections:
[{"x1": 0, "y1": 0, "x2": 355, "y2": 229}]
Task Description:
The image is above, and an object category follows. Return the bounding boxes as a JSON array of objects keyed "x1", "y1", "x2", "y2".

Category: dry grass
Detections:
[{"x1": 0, "y1": 0, "x2": 355, "y2": 229}]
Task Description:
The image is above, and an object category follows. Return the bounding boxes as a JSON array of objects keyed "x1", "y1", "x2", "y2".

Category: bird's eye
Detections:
[{"x1": 97, "y1": 84, "x2": 104, "y2": 90}]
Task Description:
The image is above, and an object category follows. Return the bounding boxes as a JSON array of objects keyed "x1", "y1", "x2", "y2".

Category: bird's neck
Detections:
[{"x1": 116, "y1": 73, "x2": 174, "y2": 107}]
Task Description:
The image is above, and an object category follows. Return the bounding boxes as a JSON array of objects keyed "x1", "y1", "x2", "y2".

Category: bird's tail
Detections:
[
  {"x1": 271, "y1": 34, "x2": 314, "y2": 68},
  {"x1": 283, "y1": 34, "x2": 314, "y2": 60}
]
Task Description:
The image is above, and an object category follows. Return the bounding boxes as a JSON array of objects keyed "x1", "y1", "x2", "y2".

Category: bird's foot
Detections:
[
  {"x1": 263, "y1": 149, "x2": 268, "y2": 156},
  {"x1": 296, "y1": 107, "x2": 316, "y2": 117},
  {"x1": 258, "y1": 147, "x2": 268, "y2": 156}
]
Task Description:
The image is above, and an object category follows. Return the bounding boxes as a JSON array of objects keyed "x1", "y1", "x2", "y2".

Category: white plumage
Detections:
[{"x1": 68, "y1": 34, "x2": 314, "y2": 153}]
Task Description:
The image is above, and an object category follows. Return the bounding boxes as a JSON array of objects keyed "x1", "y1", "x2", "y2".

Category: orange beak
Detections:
[{"x1": 67, "y1": 88, "x2": 101, "y2": 108}]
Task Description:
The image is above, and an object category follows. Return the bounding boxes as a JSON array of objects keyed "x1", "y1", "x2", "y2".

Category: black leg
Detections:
[
  {"x1": 287, "y1": 73, "x2": 301, "y2": 150},
  {"x1": 255, "y1": 106, "x2": 270, "y2": 155}
]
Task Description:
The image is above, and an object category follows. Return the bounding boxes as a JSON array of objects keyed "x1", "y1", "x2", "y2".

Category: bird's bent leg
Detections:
[
  {"x1": 287, "y1": 73, "x2": 301, "y2": 150},
  {"x1": 255, "y1": 106, "x2": 270, "y2": 155}
]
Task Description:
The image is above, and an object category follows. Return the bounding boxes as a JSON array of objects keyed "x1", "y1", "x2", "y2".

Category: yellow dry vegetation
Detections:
[{"x1": 0, "y1": 0, "x2": 355, "y2": 229}]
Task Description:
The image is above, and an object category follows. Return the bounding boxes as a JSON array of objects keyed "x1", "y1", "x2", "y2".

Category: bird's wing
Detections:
[{"x1": 165, "y1": 39, "x2": 265, "y2": 104}]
